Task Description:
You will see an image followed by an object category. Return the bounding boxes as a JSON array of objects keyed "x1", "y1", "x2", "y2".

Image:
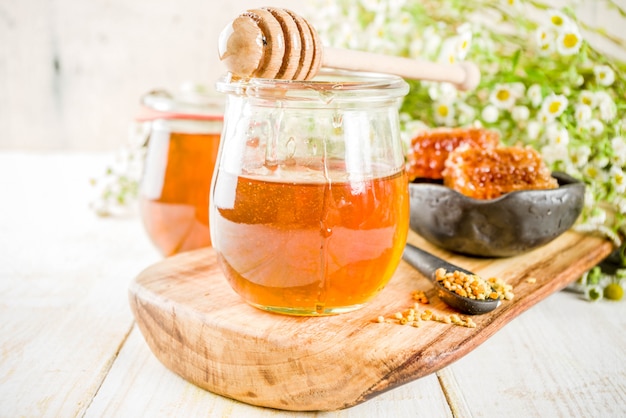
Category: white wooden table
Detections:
[{"x1": 1, "y1": 152, "x2": 624, "y2": 418}]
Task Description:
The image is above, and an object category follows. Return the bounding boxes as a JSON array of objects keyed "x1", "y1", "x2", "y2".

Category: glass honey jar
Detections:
[
  {"x1": 211, "y1": 71, "x2": 410, "y2": 315},
  {"x1": 138, "y1": 87, "x2": 224, "y2": 256}
]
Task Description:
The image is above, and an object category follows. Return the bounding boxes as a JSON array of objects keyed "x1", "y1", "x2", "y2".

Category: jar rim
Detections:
[
  {"x1": 137, "y1": 85, "x2": 225, "y2": 122},
  {"x1": 215, "y1": 70, "x2": 409, "y2": 102}
]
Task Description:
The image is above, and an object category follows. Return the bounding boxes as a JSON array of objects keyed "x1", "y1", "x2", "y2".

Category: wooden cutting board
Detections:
[{"x1": 128, "y1": 230, "x2": 612, "y2": 411}]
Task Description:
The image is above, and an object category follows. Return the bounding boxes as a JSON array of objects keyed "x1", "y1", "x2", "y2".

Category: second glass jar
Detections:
[{"x1": 139, "y1": 88, "x2": 223, "y2": 256}]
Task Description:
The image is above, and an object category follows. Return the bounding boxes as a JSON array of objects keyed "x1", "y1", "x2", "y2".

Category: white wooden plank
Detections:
[
  {"x1": 446, "y1": 291, "x2": 626, "y2": 417},
  {"x1": 85, "y1": 325, "x2": 453, "y2": 418},
  {"x1": 0, "y1": 153, "x2": 161, "y2": 417}
]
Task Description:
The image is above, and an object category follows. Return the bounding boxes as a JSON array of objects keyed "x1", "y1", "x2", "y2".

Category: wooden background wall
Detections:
[{"x1": 1, "y1": 0, "x2": 623, "y2": 151}]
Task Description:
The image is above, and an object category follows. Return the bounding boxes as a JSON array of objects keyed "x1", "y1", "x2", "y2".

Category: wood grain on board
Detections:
[{"x1": 129, "y1": 230, "x2": 612, "y2": 411}]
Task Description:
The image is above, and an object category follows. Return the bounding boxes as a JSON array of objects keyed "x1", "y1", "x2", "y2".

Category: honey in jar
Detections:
[
  {"x1": 212, "y1": 71, "x2": 410, "y2": 315},
  {"x1": 138, "y1": 89, "x2": 223, "y2": 256}
]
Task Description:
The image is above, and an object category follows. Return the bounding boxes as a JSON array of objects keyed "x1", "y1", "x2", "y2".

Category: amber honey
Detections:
[
  {"x1": 211, "y1": 167, "x2": 409, "y2": 315},
  {"x1": 140, "y1": 130, "x2": 220, "y2": 256}
]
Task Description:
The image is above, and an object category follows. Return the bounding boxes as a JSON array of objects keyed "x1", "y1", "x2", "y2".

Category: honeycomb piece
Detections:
[
  {"x1": 443, "y1": 145, "x2": 559, "y2": 199},
  {"x1": 406, "y1": 128, "x2": 500, "y2": 180}
]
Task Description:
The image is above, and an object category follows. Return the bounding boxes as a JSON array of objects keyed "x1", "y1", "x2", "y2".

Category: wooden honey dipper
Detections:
[{"x1": 218, "y1": 7, "x2": 481, "y2": 90}]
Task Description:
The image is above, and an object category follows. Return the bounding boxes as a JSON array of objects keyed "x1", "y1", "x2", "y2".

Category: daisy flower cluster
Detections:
[{"x1": 308, "y1": 0, "x2": 626, "y2": 301}]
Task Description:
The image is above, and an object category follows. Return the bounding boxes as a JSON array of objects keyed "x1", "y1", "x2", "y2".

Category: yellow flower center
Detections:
[
  {"x1": 582, "y1": 96, "x2": 592, "y2": 105},
  {"x1": 438, "y1": 105, "x2": 449, "y2": 117},
  {"x1": 587, "y1": 167, "x2": 598, "y2": 177},
  {"x1": 562, "y1": 33, "x2": 579, "y2": 49},
  {"x1": 551, "y1": 16, "x2": 563, "y2": 26},
  {"x1": 549, "y1": 101, "x2": 563, "y2": 114},
  {"x1": 496, "y1": 89, "x2": 511, "y2": 102}
]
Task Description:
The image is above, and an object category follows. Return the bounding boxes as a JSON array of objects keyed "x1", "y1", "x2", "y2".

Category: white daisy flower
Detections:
[
  {"x1": 547, "y1": 10, "x2": 575, "y2": 31},
  {"x1": 366, "y1": 16, "x2": 399, "y2": 54},
  {"x1": 527, "y1": 120, "x2": 542, "y2": 140},
  {"x1": 438, "y1": 37, "x2": 458, "y2": 64},
  {"x1": 527, "y1": 84, "x2": 543, "y2": 107},
  {"x1": 538, "y1": 111, "x2": 553, "y2": 125},
  {"x1": 596, "y1": 92, "x2": 617, "y2": 122},
  {"x1": 490, "y1": 84, "x2": 517, "y2": 110},
  {"x1": 541, "y1": 143, "x2": 569, "y2": 165},
  {"x1": 503, "y1": 0, "x2": 523, "y2": 10},
  {"x1": 440, "y1": 83, "x2": 459, "y2": 102},
  {"x1": 610, "y1": 166, "x2": 626, "y2": 193},
  {"x1": 571, "y1": 145, "x2": 592, "y2": 168},
  {"x1": 594, "y1": 90, "x2": 613, "y2": 105},
  {"x1": 456, "y1": 102, "x2": 477, "y2": 125},
  {"x1": 546, "y1": 123, "x2": 570, "y2": 146},
  {"x1": 481, "y1": 104, "x2": 499, "y2": 123},
  {"x1": 611, "y1": 136, "x2": 626, "y2": 166},
  {"x1": 389, "y1": 11, "x2": 416, "y2": 37},
  {"x1": 541, "y1": 94, "x2": 569, "y2": 119},
  {"x1": 535, "y1": 27, "x2": 555, "y2": 54},
  {"x1": 512, "y1": 105, "x2": 530, "y2": 122},
  {"x1": 615, "y1": 195, "x2": 626, "y2": 215},
  {"x1": 594, "y1": 65, "x2": 615, "y2": 86},
  {"x1": 587, "y1": 119, "x2": 605, "y2": 137},
  {"x1": 455, "y1": 30, "x2": 473, "y2": 60},
  {"x1": 433, "y1": 100, "x2": 456, "y2": 126},
  {"x1": 556, "y1": 28, "x2": 583, "y2": 56},
  {"x1": 575, "y1": 104, "x2": 592, "y2": 124},
  {"x1": 595, "y1": 155, "x2": 610, "y2": 169},
  {"x1": 583, "y1": 163, "x2": 607, "y2": 183},
  {"x1": 428, "y1": 82, "x2": 457, "y2": 102},
  {"x1": 578, "y1": 90, "x2": 596, "y2": 108}
]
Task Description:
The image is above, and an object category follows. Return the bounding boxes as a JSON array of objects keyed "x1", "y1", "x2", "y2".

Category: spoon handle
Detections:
[{"x1": 402, "y1": 243, "x2": 474, "y2": 281}]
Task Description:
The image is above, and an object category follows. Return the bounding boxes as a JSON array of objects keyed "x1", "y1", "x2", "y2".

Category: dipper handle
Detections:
[{"x1": 218, "y1": 7, "x2": 480, "y2": 90}]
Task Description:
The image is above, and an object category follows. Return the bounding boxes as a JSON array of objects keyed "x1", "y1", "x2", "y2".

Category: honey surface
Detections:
[
  {"x1": 211, "y1": 170, "x2": 409, "y2": 314},
  {"x1": 140, "y1": 131, "x2": 220, "y2": 256}
]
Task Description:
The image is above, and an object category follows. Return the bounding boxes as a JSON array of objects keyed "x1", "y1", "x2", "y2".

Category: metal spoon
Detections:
[{"x1": 402, "y1": 243, "x2": 501, "y2": 315}]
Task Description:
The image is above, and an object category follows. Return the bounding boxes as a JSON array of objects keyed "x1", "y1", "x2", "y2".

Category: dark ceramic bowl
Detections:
[{"x1": 408, "y1": 172, "x2": 585, "y2": 257}]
